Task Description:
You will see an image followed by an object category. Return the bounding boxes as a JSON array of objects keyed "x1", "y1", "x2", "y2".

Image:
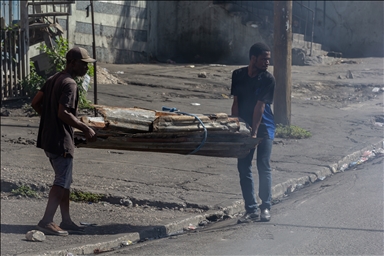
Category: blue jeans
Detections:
[{"x1": 237, "y1": 138, "x2": 273, "y2": 213}]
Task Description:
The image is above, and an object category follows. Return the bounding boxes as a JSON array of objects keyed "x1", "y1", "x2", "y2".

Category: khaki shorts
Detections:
[{"x1": 45, "y1": 151, "x2": 73, "y2": 189}]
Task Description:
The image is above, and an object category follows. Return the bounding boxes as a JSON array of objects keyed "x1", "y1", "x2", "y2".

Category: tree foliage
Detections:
[{"x1": 21, "y1": 37, "x2": 94, "y2": 109}]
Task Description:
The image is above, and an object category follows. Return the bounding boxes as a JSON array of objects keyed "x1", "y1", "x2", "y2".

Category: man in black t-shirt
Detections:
[
  {"x1": 31, "y1": 47, "x2": 97, "y2": 236},
  {"x1": 231, "y1": 42, "x2": 275, "y2": 223}
]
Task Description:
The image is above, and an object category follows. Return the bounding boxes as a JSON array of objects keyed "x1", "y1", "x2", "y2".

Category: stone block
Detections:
[{"x1": 292, "y1": 33, "x2": 304, "y2": 41}]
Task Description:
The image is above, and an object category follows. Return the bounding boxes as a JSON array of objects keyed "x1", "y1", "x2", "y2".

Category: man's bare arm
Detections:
[
  {"x1": 231, "y1": 96, "x2": 239, "y2": 116},
  {"x1": 251, "y1": 101, "x2": 265, "y2": 138},
  {"x1": 31, "y1": 91, "x2": 44, "y2": 116},
  {"x1": 58, "y1": 104, "x2": 96, "y2": 141}
]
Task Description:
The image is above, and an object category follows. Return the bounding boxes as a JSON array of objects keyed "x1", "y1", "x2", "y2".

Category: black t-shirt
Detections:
[
  {"x1": 231, "y1": 67, "x2": 276, "y2": 139},
  {"x1": 36, "y1": 72, "x2": 79, "y2": 157}
]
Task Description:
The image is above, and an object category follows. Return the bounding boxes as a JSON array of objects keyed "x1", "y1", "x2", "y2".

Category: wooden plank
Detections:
[
  {"x1": 75, "y1": 130, "x2": 260, "y2": 157},
  {"x1": 94, "y1": 105, "x2": 157, "y2": 132},
  {"x1": 17, "y1": 29, "x2": 23, "y2": 96},
  {"x1": 153, "y1": 123, "x2": 236, "y2": 132},
  {"x1": 153, "y1": 114, "x2": 240, "y2": 132},
  {"x1": 76, "y1": 139, "x2": 257, "y2": 158},
  {"x1": 0, "y1": 29, "x2": 4, "y2": 100},
  {"x1": 28, "y1": 12, "x2": 71, "y2": 17},
  {"x1": 76, "y1": 106, "x2": 258, "y2": 158},
  {"x1": 108, "y1": 121, "x2": 152, "y2": 133},
  {"x1": 156, "y1": 113, "x2": 229, "y2": 122},
  {"x1": 79, "y1": 116, "x2": 106, "y2": 129},
  {"x1": 154, "y1": 120, "x2": 234, "y2": 127},
  {"x1": 96, "y1": 105, "x2": 156, "y2": 121},
  {"x1": 3, "y1": 31, "x2": 8, "y2": 98},
  {"x1": 76, "y1": 140, "x2": 256, "y2": 158},
  {"x1": 13, "y1": 30, "x2": 19, "y2": 96},
  {"x1": 79, "y1": 140, "x2": 253, "y2": 150},
  {"x1": 28, "y1": 1, "x2": 75, "y2": 6},
  {"x1": 6, "y1": 30, "x2": 12, "y2": 98},
  {"x1": 75, "y1": 130, "x2": 254, "y2": 143},
  {"x1": 104, "y1": 133, "x2": 254, "y2": 145}
]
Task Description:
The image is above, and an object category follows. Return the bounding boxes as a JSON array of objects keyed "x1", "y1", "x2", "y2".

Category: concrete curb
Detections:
[
  {"x1": 7, "y1": 139, "x2": 384, "y2": 255},
  {"x1": 271, "y1": 139, "x2": 384, "y2": 200},
  {"x1": 18, "y1": 233, "x2": 140, "y2": 256}
]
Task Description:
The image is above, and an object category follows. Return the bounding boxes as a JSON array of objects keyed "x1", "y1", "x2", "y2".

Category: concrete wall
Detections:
[
  {"x1": 303, "y1": 1, "x2": 383, "y2": 57},
  {"x1": 57, "y1": 0, "x2": 150, "y2": 64},
  {"x1": 28, "y1": 0, "x2": 383, "y2": 64},
  {"x1": 156, "y1": 1, "x2": 272, "y2": 64},
  {"x1": 156, "y1": 0, "x2": 383, "y2": 61}
]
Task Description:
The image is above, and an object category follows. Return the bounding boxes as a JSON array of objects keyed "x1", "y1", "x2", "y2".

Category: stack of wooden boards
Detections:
[{"x1": 75, "y1": 105, "x2": 261, "y2": 158}]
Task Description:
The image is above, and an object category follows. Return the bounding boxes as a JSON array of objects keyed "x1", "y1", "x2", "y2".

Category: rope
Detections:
[{"x1": 162, "y1": 106, "x2": 207, "y2": 155}]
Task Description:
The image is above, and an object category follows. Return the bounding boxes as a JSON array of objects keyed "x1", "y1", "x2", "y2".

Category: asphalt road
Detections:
[{"x1": 108, "y1": 156, "x2": 384, "y2": 255}]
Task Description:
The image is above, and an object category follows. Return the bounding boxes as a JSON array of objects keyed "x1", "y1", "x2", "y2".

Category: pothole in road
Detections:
[{"x1": 374, "y1": 115, "x2": 384, "y2": 123}]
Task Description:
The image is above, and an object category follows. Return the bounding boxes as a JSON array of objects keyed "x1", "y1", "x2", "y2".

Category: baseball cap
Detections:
[{"x1": 66, "y1": 47, "x2": 96, "y2": 63}]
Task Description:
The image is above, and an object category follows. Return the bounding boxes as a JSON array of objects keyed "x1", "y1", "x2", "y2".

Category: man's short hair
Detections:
[{"x1": 249, "y1": 42, "x2": 270, "y2": 60}]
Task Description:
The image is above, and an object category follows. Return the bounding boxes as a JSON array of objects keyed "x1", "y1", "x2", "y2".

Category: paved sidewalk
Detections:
[{"x1": 1, "y1": 61, "x2": 383, "y2": 255}]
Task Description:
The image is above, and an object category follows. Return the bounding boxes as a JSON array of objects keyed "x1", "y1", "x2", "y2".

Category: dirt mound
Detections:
[{"x1": 92, "y1": 67, "x2": 126, "y2": 85}]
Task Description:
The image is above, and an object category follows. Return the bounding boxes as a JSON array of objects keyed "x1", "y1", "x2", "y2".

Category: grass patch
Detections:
[
  {"x1": 70, "y1": 190, "x2": 103, "y2": 203},
  {"x1": 275, "y1": 124, "x2": 312, "y2": 139},
  {"x1": 11, "y1": 185, "x2": 39, "y2": 198}
]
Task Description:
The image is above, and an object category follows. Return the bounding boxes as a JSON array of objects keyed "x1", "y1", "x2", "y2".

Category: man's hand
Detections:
[
  {"x1": 250, "y1": 128, "x2": 257, "y2": 138},
  {"x1": 84, "y1": 126, "x2": 97, "y2": 142},
  {"x1": 231, "y1": 96, "x2": 239, "y2": 117},
  {"x1": 58, "y1": 104, "x2": 97, "y2": 142}
]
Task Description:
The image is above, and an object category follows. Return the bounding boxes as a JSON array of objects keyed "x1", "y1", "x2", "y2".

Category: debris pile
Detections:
[
  {"x1": 338, "y1": 148, "x2": 384, "y2": 172},
  {"x1": 75, "y1": 105, "x2": 260, "y2": 158},
  {"x1": 92, "y1": 67, "x2": 126, "y2": 85}
]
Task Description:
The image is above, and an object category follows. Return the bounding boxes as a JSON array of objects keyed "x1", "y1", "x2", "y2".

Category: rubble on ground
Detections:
[{"x1": 91, "y1": 67, "x2": 126, "y2": 85}]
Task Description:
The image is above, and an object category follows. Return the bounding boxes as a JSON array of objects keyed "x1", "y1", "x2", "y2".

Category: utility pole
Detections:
[
  {"x1": 273, "y1": 1, "x2": 292, "y2": 126},
  {"x1": 20, "y1": 1, "x2": 29, "y2": 79},
  {"x1": 90, "y1": 0, "x2": 98, "y2": 116}
]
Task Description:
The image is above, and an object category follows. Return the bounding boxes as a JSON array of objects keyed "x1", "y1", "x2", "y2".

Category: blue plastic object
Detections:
[
  {"x1": 162, "y1": 106, "x2": 207, "y2": 155},
  {"x1": 162, "y1": 106, "x2": 178, "y2": 112}
]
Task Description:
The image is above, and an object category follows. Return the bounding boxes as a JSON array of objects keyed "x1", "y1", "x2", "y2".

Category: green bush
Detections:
[
  {"x1": 11, "y1": 185, "x2": 39, "y2": 198},
  {"x1": 70, "y1": 190, "x2": 103, "y2": 203},
  {"x1": 20, "y1": 62, "x2": 45, "y2": 96},
  {"x1": 21, "y1": 37, "x2": 94, "y2": 109},
  {"x1": 275, "y1": 124, "x2": 312, "y2": 139}
]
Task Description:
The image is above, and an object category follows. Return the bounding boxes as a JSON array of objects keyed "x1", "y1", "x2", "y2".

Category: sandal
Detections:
[
  {"x1": 36, "y1": 221, "x2": 68, "y2": 236},
  {"x1": 59, "y1": 221, "x2": 85, "y2": 233}
]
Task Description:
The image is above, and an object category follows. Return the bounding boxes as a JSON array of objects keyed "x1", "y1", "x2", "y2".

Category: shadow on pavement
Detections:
[
  {"x1": 1, "y1": 224, "x2": 37, "y2": 234},
  {"x1": 1, "y1": 223, "x2": 168, "y2": 239}
]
